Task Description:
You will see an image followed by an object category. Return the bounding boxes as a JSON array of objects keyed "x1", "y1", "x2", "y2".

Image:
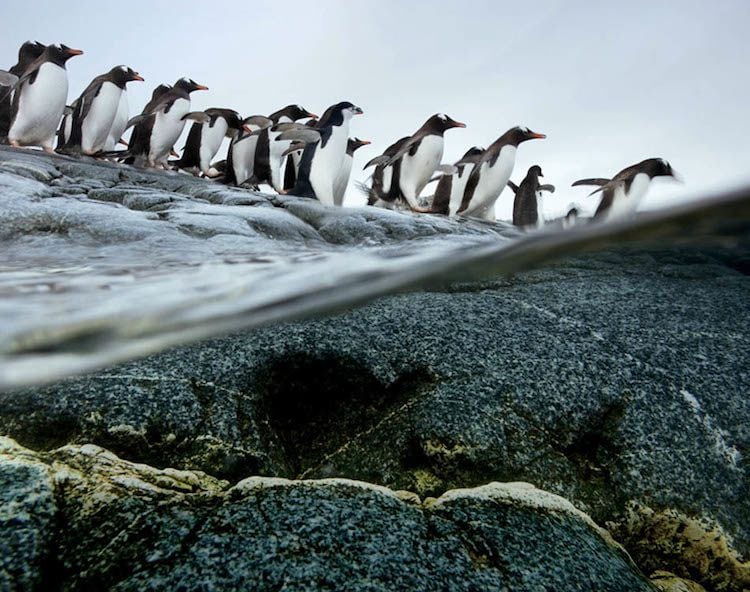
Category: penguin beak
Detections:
[
  {"x1": 530, "y1": 132, "x2": 546, "y2": 139},
  {"x1": 132, "y1": 73, "x2": 144, "y2": 82},
  {"x1": 354, "y1": 107, "x2": 364, "y2": 115},
  {"x1": 360, "y1": 140, "x2": 371, "y2": 146},
  {"x1": 195, "y1": 84, "x2": 209, "y2": 91},
  {"x1": 306, "y1": 112, "x2": 318, "y2": 119},
  {"x1": 66, "y1": 48, "x2": 84, "y2": 56},
  {"x1": 242, "y1": 124, "x2": 252, "y2": 133},
  {"x1": 452, "y1": 121, "x2": 467, "y2": 128}
]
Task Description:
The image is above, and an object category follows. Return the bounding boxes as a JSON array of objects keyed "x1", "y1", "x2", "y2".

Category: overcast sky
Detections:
[{"x1": 2, "y1": 0, "x2": 749, "y2": 218}]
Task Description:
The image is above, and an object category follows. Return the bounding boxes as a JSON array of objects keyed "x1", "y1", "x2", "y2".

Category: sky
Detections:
[{"x1": 2, "y1": 0, "x2": 749, "y2": 219}]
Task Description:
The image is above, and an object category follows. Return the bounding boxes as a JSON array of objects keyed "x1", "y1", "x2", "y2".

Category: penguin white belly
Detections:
[
  {"x1": 477, "y1": 203, "x2": 496, "y2": 221},
  {"x1": 291, "y1": 150, "x2": 302, "y2": 174},
  {"x1": 105, "y1": 91, "x2": 129, "y2": 151},
  {"x1": 535, "y1": 191, "x2": 545, "y2": 227},
  {"x1": 81, "y1": 82, "x2": 122, "y2": 154},
  {"x1": 9, "y1": 63, "x2": 68, "y2": 148},
  {"x1": 200, "y1": 119, "x2": 228, "y2": 173},
  {"x1": 268, "y1": 129, "x2": 292, "y2": 192},
  {"x1": 232, "y1": 134, "x2": 259, "y2": 185},
  {"x1": 606, "y1": 173, "x2": 650, "y2": 221},
  {"x1": 462, "y1": 145, "x2": 516, "y2": 217},
  {"x1": 309, "y1": 123, "x2": 350, "y2": 205},
  {"x1": 333, "y1": 154, "x2": 353, "y2": 206},
  {"x1": 381, "y1": 166, "x2": 393, "y2": 194},
  {"x1": 399, "y1": 135, "x2": 443, "y2": 208},
  {"x1": 448, "y1": 165, "x2": 476, "y2": 216},
  {"x1": 149, "y1": 97, "x2": 190, "y2": 164}
]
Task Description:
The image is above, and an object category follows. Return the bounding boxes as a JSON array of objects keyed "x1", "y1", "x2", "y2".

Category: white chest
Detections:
[
  {"x1": 232, "y1": 134, "x2": 260, "y2": 184},
  {"x1": 399, "y1": 134, "x2": 444, "y2": 200},
  {"x1": 463, "y1": 145, "x2": 516, "y2": 215},
  {"x1": 81, "y1": 81, "x2": 122, "y2": 153},
  {"x1": 200, "y1": 118, "x2": 229, "y2": 170},
  {"x1": 606, "y1": 172, "x2": 650, "y2": 220},
  {"x1": 150, "y1": 97, "x2": 190, "y2": 160},
  {"x1": 309, "y1": 121, "x2": 350, "y2": 204},
  {"x1": 10, "y1": 62, "x2": 68, "y2": 146},
  {"x1": 106, "y1": 90, "x2": 130, "y2": 150}
]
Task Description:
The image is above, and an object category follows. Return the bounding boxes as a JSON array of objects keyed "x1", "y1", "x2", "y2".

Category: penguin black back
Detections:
[{"x1": 0, "y1": 41, "x2": 45, "y2": 141}]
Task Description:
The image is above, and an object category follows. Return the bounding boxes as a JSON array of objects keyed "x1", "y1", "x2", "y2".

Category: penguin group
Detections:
[{"x1": 0, "y1": 40, "x2": 681, "y2": 228}]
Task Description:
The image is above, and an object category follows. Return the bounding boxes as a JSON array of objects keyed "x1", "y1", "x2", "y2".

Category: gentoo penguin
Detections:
[
  {"x1": 223, "y1": 115, "x2": 273, "y2": 186},
  {"x1": 458, "y1": 126, "x2": 546, "y2": 219},
  {"x1": 362, "y1": 136, "x2": 409, "y2": 208},
  {"x1": 572, "y1": 158, "x2": 680, "y2": 221},
  {"x1": 0, "y1": 41, "x2": 46, "y2": 143},
  {"x1": 104, "y1": 79, "x2": 135, "y2": 151},
  {"x1": 431, "y1": 146, "x2": 485, "y2": 215},
  {"x1": 127, "y1": 77, "x2": 208, "y2": 168},
  {"x1": 253, "y1": 104, "x2": 317, "y2": 192},
  {"x1": 507, "y1": 165, "x2": 555, "y2": 228},
  {"x1": 59, "y1": 65, "x2": 143, "y2": 155},
  {"x1": 384, "y1": 113, "x2": 466, "y2": 212},
  {"x1": 285, "y1": 101, "x2": 363, "y2": 204},
  {"x1": 332, "y1": 137, "x2": 370, "y2": 206},
  {"x1": 174, "y1": 108, "x2": 249, "y2": 176},
  {"x1": 7, "y1": 44, "x2": 83, "y2": 152}
]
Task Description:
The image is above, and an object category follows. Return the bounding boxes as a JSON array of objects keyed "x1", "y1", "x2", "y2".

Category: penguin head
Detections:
[
  {"x1": 528, "y1": 164, "x2": 543, "y2": 177},
  {"x1": 428, "y1": 113, "x2": 466, "y2": 132},
  {"x1": 109, "y1": 65, "x2": 144, "y2": 87},
  {"x1": 46, "y1": 44, "x2": 83, "y2": 64},
  {"x1": 338, "y1": 102, "x2": 364, "y2": 118},
  {"x1": 175, "y1": 77, "x2": 209, "y2": 93},
  {"x1": 17, "y1": 41, "x2": 45, "y2": 63},
  {"x1": 347, "y1": 137, "x2": 371, "y2": 153},
  {"x1": 652, "y1": 158, "x2": 681, "y2": 181},
  {"x1": 289, "y1": 105, "x2": 318, "y2": 121},
  {"x1": 507, "y1": 126, "x2": 546, "y2": 146}
]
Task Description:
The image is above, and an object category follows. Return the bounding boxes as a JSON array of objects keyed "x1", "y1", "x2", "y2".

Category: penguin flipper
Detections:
[
  {"x1": 182, "y1": 111, "x2": 211, "y2": 124},
  {"x1": 507, "y1": 180, "x2": 519, "y2": 194},
  {"x1": 0, "y1": 70, "x2": 19, "y2": 89},
  {"x1": 277, "y1": 129, "x2": 321, "y2": 144},
  {"x1": 243, "y1": 115, "x2": 273, "y2": 129},
  {"x1": 384, "y1": 136, "x2": 421, "y2": 166},
  {"x1": 125, "y1": 114, "x2": 149, "y2": 130},
  {"x1": 363, "y1": 155, "x2": 390, "y2": 170},
  {"x1": 539, "y1": 183, "x2": 555, "y2": 193},
  {"x1": 571, "y1": 177, "x2": 610, "y2": 187}
]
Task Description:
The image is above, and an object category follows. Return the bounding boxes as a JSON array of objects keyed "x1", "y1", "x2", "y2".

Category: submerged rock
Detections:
[{"x1": 0, "y1": 438, "x2": 652, "y2": 591}]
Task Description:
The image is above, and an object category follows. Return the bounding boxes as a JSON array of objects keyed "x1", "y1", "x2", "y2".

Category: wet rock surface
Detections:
[
  {"x1": 2, "y1": 148, "x2": 750, "y2": 591},
  {"x1": 0, "y1": 438, "x2": 652, "y2": 592}
]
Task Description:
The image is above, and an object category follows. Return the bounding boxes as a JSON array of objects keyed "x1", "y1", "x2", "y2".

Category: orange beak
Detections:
[
  {"x1": 360, "y1": 140, "x2": 372, "y2": 145},
  {"x1": 453, "y1": 121, "x2": 467, "y2": 128},
  {"x1": 530, "y1": 132, "x2": 546, "y2": 139},
  {"x1": 132, "y1": 73, "x2": 144, "y2": 82},
  {"x1": 67, "y1": 48, "x2": 84, "y2": 56},
  {"x1": 242, "y1": 124, "x2": 252, "y2": 133},
  {"x1": 195, "y1": 84, "x2": 209, "y2": 91}
]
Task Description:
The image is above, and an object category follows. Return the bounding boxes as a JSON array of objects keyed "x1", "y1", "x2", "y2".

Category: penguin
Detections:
[
  {"x1": 563, "y1": 206, "x2": 579, "y2": 229},
  {"x1": 507, "y1": 165, "x2": 555, "y2": 228},
  {"x1": 0, "y1": 41, "x2": 46, "y2": 143},
  {"x1": 253, "y1": 104, "x2": 317, "y2": 192},
  {"x1": 457, "y1": 126, "x2": 546, "y2": 219},
  {"x1": 362, "y1": 136, "x2": 410, "y2": 208},
  {"x1": 60, "y1": 65, "x2": 143, "y2": 155},
  {"x1": 431, "y1": 146, "x2": 485, "y2": 215},
  {"x1": 572, "y1": 158, "x2": 680, "y2": 221},
  {"x1": 382, "y1": 113, "x2": 466, "y2": 212},
  {"x1": 332, "y1": 137, "x2": 370, "y2": 206},
  {"x1": 223, "y1": 115, "x2": 273, "y2": 186},
  {"x1": 285, "y1": 101, "x2": 363, "y2": 204},
  {"x1": 7, "y1": 43, "x2": 83, "y2": 152},
  {"x1": 127, "y1": 77, "x2": 208, "y2": 168},
  {"x1": 174, "y1": 108, "x2": 250, "y2": 176}
]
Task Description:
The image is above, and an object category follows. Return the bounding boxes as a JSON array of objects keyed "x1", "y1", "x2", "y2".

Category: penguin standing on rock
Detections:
[
  {"x1": 253, "y1": 104, "x2": 317, "y2": 192},
  {"x1": 332, "y1": 137, "x2": 370, "y2": 206},
  {"x1": 174, "y1": 108, "x2": 250, "y2": 176},
  {"x1": 7, "y1": 43, "x2": 83, "y2": 152},
  {"x1": 283, "y1": 101, "x2": 363, "y2": 204},
  {"x1": 223, "y1": 115, "x2": 273, "y2": 186},
  {"x1": 508, "y1": 165, "x2": 555, "y2": 228},
  {"x1": 458, "y1": 126, "x2": 546, "y2": 219},
  {"x1": 126, "y1": 77, "x2": 208, "y2": 168},
  {"x1": 382, "y1": 113, "x2": 466, "y2": 212},
  {"x1": 363, "y1": 136, "x2": 409, "y2": 208},
  {"x1": 572, "y1": 158, "x2": 680, "y2": 221},
  {"x1": 431, "y1": 146, "x2": 485, "y2": 216},
  {"x1": 0, "y1": 41, "x2": 46, "y2": 143},
  {"x1": 59, "y1": 65, "x2": 143, "y2": 155}
]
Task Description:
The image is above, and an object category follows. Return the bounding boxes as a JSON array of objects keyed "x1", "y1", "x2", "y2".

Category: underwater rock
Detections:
[{"x1": 0, "y1": 438, "x2": 652, "y2": 591}]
